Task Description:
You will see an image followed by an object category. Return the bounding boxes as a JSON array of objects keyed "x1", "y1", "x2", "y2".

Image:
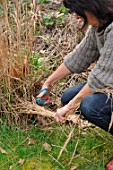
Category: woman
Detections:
[{"x1": 36, "y1": 0, "x2": 113, "y2": 169}]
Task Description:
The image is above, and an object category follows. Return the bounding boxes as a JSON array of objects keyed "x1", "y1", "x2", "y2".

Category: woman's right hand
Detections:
[{"x1": 36, "y1": 83, "x2": 51, "y2": 105}]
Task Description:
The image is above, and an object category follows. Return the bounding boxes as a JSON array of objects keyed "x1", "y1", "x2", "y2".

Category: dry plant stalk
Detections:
[
  {"x1": 20, "y1": 102, "x2": 85, "y2": 128},
  {"x1": 109, "y1": 111, "x2": 113, "y2": 132},
  {"x1": 57, "y1": 128, "x2": 74, "y2": 161},
  {"x1": 0, "y1": 36, "x2": 8, "y2": 77},
  {"x1": 25, "y1": 103, "x2": 56, "y2": 117},
  {"x1": 69, "y1": 138, "x2": 79, "y2": 165},
  {"x1": 0, "y1": 0, "x2": 38, "y2": 122},
  {"x1": 0, "y1": 0, "x2": 94, "y2": 129},
  {"x1": 23, "y1": 102, "x2": 80, "y2": 120}
]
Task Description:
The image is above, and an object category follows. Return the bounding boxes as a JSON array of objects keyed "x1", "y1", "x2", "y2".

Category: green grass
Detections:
[{"x1": 0, "y1": 122, "x2": 113, "y2": 170}]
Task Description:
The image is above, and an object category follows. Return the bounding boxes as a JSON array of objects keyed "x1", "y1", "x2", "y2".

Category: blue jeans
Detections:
[{"x1": 61, "y1": 83, "x2": 113, "y2": 135}]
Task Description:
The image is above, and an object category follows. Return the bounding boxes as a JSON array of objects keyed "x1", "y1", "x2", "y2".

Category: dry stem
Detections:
[{"x1": 57, "y1": 127, "x2": 74, "y2": 161}]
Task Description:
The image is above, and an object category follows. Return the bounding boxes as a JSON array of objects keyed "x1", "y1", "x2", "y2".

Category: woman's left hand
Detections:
[
  {"x1": 54, "y1": 105, "x2": 70, "y2": 122},
  {"x1": 54, "y1": 83, "x2": 91, "y2": 123}
]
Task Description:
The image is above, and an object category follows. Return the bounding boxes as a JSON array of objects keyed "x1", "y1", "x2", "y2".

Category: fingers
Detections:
[
  {"x1": 44, "y1": 98, "x2": 51, "y2": 105},
  {"x1": 54, "y1": 106, "x2": 70, "y2": 123},
  {"x1": 36, "y1": 87, "x2": 51, "y2": 106},
  {"x1": 37, "y1": 90, "x2": 47, "y2": 98},
  {"x1": 54, "y1": 113, "x2": 66, "y2": 123}
]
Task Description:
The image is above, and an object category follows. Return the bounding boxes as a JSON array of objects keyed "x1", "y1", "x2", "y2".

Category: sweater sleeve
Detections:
[
  {"x1": 64, "y1": 26, "x2": 99, "y2": 73},
  {"x1": 88, "y1": 24, "x2": 113, "y2": 92}
]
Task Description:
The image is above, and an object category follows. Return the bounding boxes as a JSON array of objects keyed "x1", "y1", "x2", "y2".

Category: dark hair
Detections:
[{"x1": 63, "y1": 0, "x2": 113, "y2": 28}]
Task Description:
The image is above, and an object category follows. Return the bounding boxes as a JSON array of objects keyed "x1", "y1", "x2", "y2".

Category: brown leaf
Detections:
[
  {"x1": 22, "y1": 55, "x2": 28, "y2": 76},
  {"x1": 17, "y1": 159, "x2": 25, "y2": 166},
  {"x1": 81, "y1": 132, "x2": 87, "y2": 137},
  {"x1": 11, "y1": 67, "x2": 19, "y2": 78},
  {"x1": 28, "y1": 138, "x2": 38, "y2": 145},
  {"x1": 70, "y1": 165, "x2": 78, "y2": 170},
  {"x1": 0, "y1": 147, "x2": 7, "y2": 154},
  {"x1": 43, "y1": 142, "x2": 51, "y2": 151}
]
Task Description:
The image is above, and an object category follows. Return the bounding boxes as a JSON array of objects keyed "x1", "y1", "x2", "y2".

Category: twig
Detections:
[
  {"x1": 49, "y1": 154, "x2": 65, "y2": 169},
  {"x1": 68, "y1": 138, "x2": 79, "y2": 165},
  {"x1": 57, "y1": 127, "x2": 74, "y2": 161},
  {"x1": 108, "y1": 111, "x2": 113, "y2": 132}
]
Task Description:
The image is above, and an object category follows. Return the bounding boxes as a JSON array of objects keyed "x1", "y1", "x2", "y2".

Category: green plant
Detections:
[
  {"x1": 58, "y1": 5, "x2": 69, "y2": 14},
  {"x1": 42, "y1": 14, "x2": 55, "y2": 26},
  {"x1": 42, "y1": 12, "x2": 66, "y2": 26},
  {"x1": 29, "y1": 53, "x2": 45, "y2": 72},
  {"x1": 37, "y1": 0, "x2": 50, "y2": 4}
]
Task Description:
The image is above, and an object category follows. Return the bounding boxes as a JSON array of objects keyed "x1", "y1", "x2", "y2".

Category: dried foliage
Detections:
[{"x1": 0, "y1": 0, "x2": 85, "y2": 125}]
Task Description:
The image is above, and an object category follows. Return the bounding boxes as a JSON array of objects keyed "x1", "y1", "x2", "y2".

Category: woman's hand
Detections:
[
  {"x1": 36, "y1": 63, "x2": 71, "y2": 106},
  {"x1": 54, "y1": 83, "x2": 91, "y2": 122},
  {"x1": 54, "y1": 105, "x2": 71, "y2": 122},
  {"x1": 36, "y1": 83, "x2": 51, "y2": 105}
]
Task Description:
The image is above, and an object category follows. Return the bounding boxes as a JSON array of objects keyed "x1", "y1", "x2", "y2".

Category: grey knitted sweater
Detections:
[{"x1": 64, "y1": 22, "x2": 113, "y2": 92}]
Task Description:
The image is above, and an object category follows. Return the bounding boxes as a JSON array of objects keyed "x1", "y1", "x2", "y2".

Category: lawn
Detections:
[{"x1": 0, "y1": 121, "x2": 113, "y2": 170}]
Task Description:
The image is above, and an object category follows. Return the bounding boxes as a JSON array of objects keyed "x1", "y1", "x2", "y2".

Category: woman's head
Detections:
[{"x1": 63, "y1": 0, "x2": 113, "y2": 28}]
